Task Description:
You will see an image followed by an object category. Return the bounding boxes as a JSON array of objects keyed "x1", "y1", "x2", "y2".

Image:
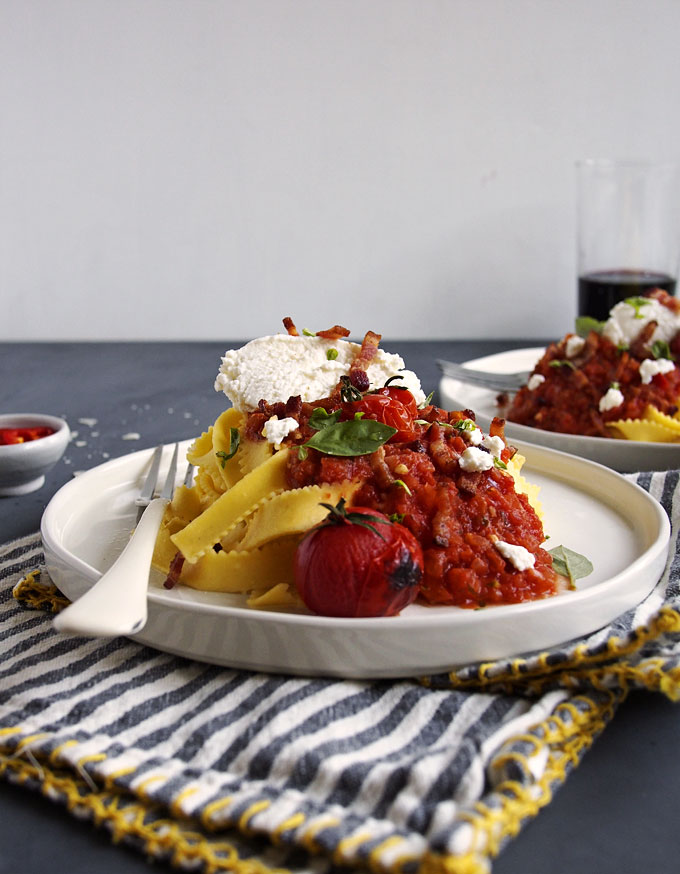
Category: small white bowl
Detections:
[{"x1": 0, "y1": 413, "x2": 70, "y2": 496}]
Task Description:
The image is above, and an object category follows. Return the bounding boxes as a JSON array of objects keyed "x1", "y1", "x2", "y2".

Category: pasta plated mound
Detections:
[
  {"x1": 152, "y1": 320, "x2": 570, "y2": 617},
  {"x1": 505, "y1": 290, "x2": 680, "y2": 441}
]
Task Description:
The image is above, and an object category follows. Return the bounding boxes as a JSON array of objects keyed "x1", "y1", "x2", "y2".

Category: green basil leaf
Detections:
[
  {"x1": 575, "y1": 315, "x2": 604, "y2": 337},
  {"x1": 652, "y1": 339, "x2": 674, "y2": 361},
  {"x1": 215, "y1": 428, "x2": 240, "y2": 467},
  {"x1": 304, "y1": 418, "x2": 397, "y2": 456},
  {"x1": 548, "y1": 545, "x2": 593, "y2": 588},
  {"x1": 308, "y1": 407, "x2": 342, "y2": 431}
]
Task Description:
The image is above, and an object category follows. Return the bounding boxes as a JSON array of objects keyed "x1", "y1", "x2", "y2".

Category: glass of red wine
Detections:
[{"x1": 577, "y1": 159, "x2": 680, "y2": 321}]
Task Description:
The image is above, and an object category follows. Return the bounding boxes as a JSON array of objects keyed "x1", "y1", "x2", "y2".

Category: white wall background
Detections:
[{"x1": 2, "y1": 0, "x2": 680, "y2": 341}]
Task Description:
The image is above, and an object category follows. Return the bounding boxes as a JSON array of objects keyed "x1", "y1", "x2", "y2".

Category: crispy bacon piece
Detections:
[
  {"x1": 649, "y1": 288, "x2": 680, "y2": 314},
  {"x1": 283, "y1": 317, "x2": 299, "y2": 336},
  {"x1": 368, "y1": 445, "x2": 395, "y2": 489},
  {"x1": 629, "y1": 321, "x2": 658, "y2": 359},
  {"x1": 316, "y1": 325, "x2": 351, "y2": 340},
  {"x1": 432, "y1": 485, "x2": 454, "y2": 547},
  {"x1": 429, "y1": 423, "x2": 459, "y2": 476},
  {"x1": 350, "y1": 330, "x2": 382, "y2": 376},
  {"x1": 163, "y1": 552, "x2": 185, "y2": 589}
]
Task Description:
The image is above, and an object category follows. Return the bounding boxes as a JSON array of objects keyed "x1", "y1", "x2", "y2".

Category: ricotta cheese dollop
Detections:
[
  {"x1": 459, "y1": 446, "x2": 495, "y2": 472},
  {"x1": 602, "y1": 297, "x2": 680, "y2": 348},
  {"x1": 263, "y1": 416, "x2": 299, "y2": 445},
  {"x1": 598, "y1": 385, "x2": 625, "y2": 413},
  {"x1": 215, "y1": 334, "x2": 425, "y2": 412},
  {"x1": 639, "y1": 357, "x2": 676, "y2": 385},
  {"x1": 494, "y1": 540, "x2": 536, "y2": 572}
]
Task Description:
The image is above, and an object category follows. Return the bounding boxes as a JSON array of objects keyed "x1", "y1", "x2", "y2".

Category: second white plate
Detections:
[
  {"x1": 42, "y1": 441, "x2": 670, "y2": 678},
  {"x1": 439, "y1": 347, "x2": 680, "y2": 473}
]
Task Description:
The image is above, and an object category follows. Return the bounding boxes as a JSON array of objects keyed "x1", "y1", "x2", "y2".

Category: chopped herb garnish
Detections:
[
  {"x1": 493, "y1": 457, "x2": 507, "y2": 470},
  {"x1": 452, "y1": 418, "x2": 476, "y2": 432},
  {"x1": 548, "y1": 545, "x2": 593, "y2": 588},
  {"x1": 302, "y1": 328, "x2": 316, "y2": 337},
  {"x1": 548, "y1": 359, "x2": 576, "y2": 370},
  {"x1": 327, "y1": 348, "x2": 339, "y2": 360},
  {"x1": 418, "y1": 390, "x2": 435, "y2": 409},
  {"x1": 393, "y1": 478, "x2": 412, "y2": 495},
  {"x1": 389, "y1": 512, "x2": 406, "y2": 523},
  {"x1": 215, "y1": 428, "x2": 240, "y2": 467},
  {"x1": 624, "y1": 296, "x2": 650, "y2": 319}
]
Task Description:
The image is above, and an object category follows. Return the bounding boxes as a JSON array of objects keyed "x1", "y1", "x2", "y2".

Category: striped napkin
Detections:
[{"x1": 1, "y1": 470, "x2": 679, "y2": 874}]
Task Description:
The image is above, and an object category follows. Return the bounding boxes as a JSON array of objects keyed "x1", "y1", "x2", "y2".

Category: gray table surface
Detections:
[{"x1": 0, "y1": 340, "x2": 678, "y2": 874}]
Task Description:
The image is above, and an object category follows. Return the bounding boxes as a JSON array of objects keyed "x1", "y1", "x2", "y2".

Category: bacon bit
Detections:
[
  {"x1": 649, "y1": 288, "x2": 680, "y2": 314},
  {"x1": 285, "y1": 395, "x2": 303, "y2": 417},
  {"x1": 457, "y1": 471, "x2": 481, "y2": 495},
  {"x1": 316, "y1": 325, "x2": 351, "y2": 340},
  {"x1": 283, "y1": 317, "x2": 299, "y2": 336},
  {"x1": 350, "y1": 330, "x2": 382, "y2": 375},
  {"x1": 629, "y1": 321, "x2": 657, "y2": 359},
  {"x1": 164, "y1": 552, "x2": 185, "y2": 589},
  {"x1": 432, "y1": 486, "x2": 454, "y2": 547},
  {"x1": 429, "y1": 423, "x2": 459, "y2": 476},
  {"x1": 368, "y1": 445, "x2": 395, "y2": 489}
]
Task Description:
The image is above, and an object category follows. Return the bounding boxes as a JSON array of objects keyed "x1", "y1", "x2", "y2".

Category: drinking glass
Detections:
[{"x1": 577, "y1": 159, "x2": 680, "y2": 320}]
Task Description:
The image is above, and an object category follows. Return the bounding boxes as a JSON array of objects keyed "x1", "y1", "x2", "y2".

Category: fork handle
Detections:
[{"x1": 53, "y1": 497, "x2": 169, "y2": 637}]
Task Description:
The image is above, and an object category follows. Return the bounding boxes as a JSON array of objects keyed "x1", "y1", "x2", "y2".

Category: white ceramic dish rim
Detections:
[{"x1": 40, "y1": 439, "x2": 670, "y2": 679}]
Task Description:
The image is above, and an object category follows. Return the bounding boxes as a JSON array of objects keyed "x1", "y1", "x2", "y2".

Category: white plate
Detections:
[
  {"x1": 439, "y1": 347, "x2": 680, "y2": 474},
  {"x1": 41, "y1": 441, "x2": 670, "y2": 678}
]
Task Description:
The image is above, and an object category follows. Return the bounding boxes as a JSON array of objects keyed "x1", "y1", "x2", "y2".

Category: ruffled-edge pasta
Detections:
[
  {"x1": 171, "y1": 447, "x2": 291, "y2": 563},
  {"x1": 608, "y1": 405, "x2": 680, "y2": 442},
  {"x1": 152, "y1": 408, "x2": 362, "y2": 606}
]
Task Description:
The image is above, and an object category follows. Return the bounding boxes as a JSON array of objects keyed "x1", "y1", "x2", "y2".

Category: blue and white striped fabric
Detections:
[{"x1": 1, "y1": 468, "x2": 679, "y2": 874}]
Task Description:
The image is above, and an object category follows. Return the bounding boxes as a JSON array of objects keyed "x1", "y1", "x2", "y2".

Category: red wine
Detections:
[{"x1": 578, "y1": 269, "x2": 676, "y2": 321}]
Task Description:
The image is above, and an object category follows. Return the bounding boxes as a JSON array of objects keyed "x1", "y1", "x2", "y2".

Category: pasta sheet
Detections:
[{"x1": 152, "y1": 415, "x2": 358, "y2": 607}]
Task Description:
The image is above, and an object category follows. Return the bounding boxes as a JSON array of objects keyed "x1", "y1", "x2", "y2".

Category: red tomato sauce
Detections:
[
  {"x1": 247, "y1": 397, "x2": 559, "y2": 609},
  {"x1": 0, "y1": 426, "x2": 55, "y2": 446}
]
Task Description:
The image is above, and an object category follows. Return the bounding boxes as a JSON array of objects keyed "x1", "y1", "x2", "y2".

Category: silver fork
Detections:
[
  {"x1": 437, "y1": 359, "x2": 531, "y2": 393},
  {"x1": 53, "y1": 443, "x2": 192, "y2": 638}
]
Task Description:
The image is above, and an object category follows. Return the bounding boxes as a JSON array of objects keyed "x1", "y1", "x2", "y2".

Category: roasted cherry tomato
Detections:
[
  {"x1": 345, "y1": 385, "x2": 418, "y2": 443},
  {"x1": 294, "y1": 500, "x2": 424, "y2": 617}
]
